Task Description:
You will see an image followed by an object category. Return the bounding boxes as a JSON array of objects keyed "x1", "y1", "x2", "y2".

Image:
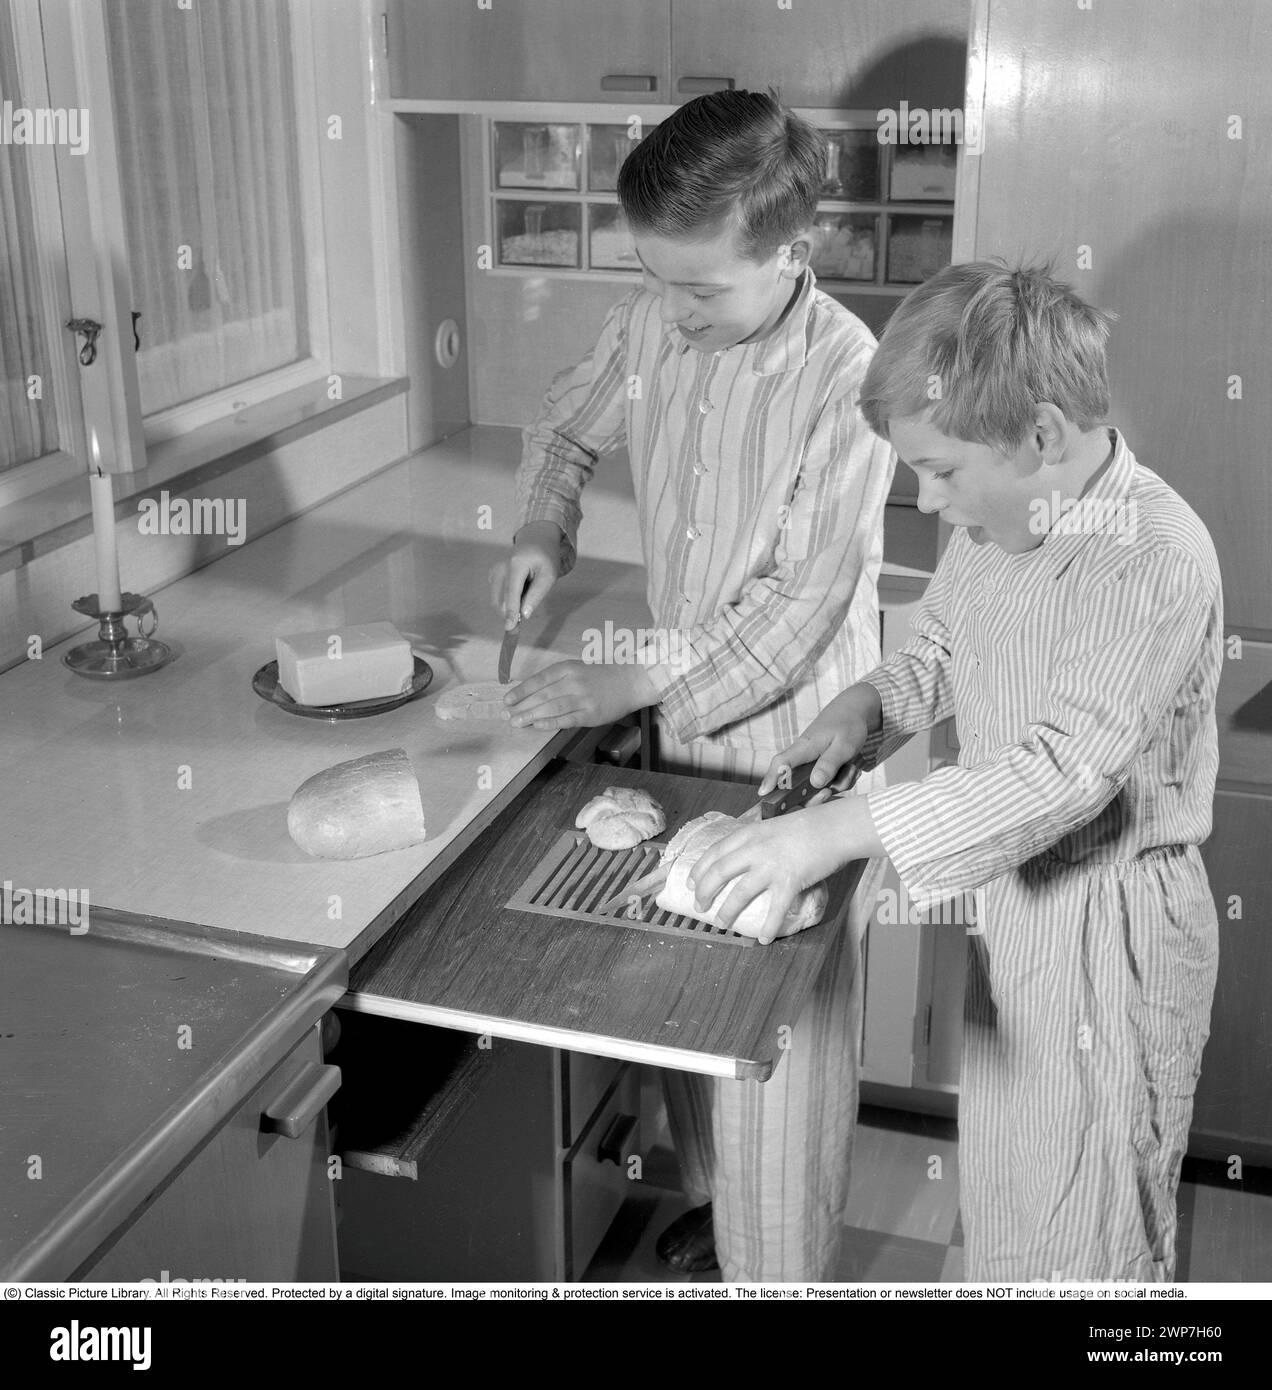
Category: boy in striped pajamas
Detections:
[
  {"x1": 495, "y1": 92, "x2": 895, "y2": 1280},
  {"x1": 691, "y1": 261, "x2": 1223, "y2": 1282}
]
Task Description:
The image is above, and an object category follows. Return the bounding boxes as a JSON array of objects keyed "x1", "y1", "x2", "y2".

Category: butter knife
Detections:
[
  {"x1": 499, "y1": 574, "x2": 529, "y2": 683},
  {"x1": 497, "y1": 620, "x2": 520, "y2": 684}
]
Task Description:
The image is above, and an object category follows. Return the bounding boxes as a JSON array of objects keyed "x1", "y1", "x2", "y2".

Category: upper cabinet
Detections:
[
  {"x1": 958, "y1": 0, "x2": 1272, "y2": 632},
  {"x1": 387, "y1": 0, "x2": 673, "y2": 103},
  {"x1": 387, "y1": 0, "x2": 968, "y2": 110},
  {"x1": 669, "y1": 0, "x2": 967, "y2": 109}
]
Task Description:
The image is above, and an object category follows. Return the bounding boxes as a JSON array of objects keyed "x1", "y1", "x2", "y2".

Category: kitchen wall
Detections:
[
  {"x1": 459, "y1": 116, "x2": 906, "y2": 431},
  {"x1": 0, "y1": 393, "x2": 407, "y2": 675},
  {"x1": 459, "y1": 113, "x2": 626, "y2": 431}
]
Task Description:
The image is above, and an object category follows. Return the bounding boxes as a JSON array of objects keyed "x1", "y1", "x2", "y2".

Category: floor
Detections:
[{"x1": 584, "y1": 1103, "x2": 1272, "y2": 1282}]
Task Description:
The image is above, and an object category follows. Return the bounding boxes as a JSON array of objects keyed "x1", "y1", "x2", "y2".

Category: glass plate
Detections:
[{"x1": 252, "y1": 656, "x2": 433, "y2": 720}]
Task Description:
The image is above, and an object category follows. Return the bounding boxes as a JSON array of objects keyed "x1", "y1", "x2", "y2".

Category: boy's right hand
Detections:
[
  {"x1": 758, "y1": 683, "x2": 883, "y2": 795},
  {"x1": 490, "y1": 521, "x2": 564, "y2": 629}
]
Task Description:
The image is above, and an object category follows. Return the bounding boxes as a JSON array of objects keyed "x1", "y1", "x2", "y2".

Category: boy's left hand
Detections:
[
  {"x1": 688, "y1": 801, "x2": 859, "y2": 945},
  {"x1": 506, "y1": 661, "x2": 657, "y2": 730}
]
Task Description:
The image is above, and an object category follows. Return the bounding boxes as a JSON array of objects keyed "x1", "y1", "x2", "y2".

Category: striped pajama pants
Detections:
[
  {"x1": 961, "y1": 845, "x2": 1218, "y2": 1282},
  {"x1": 654, "y1": 726, "x2": 886, "y2": 1282}
]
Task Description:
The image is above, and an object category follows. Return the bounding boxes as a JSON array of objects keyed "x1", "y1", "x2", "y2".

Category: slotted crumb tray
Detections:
[{"x1": 506, "y1": 831, "x2": 754, "y2": 947}]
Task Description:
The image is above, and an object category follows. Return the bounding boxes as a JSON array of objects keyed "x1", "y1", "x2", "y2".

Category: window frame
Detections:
[
  {"x1": 0, "y1": 0, "x2": 90, "y2": 505},
  {"x1": 130, "y1": 0, "x2": 334, "y2": 444},
  {"x1": 0, "y1": 0, "x2": 365, "y2": 508}
]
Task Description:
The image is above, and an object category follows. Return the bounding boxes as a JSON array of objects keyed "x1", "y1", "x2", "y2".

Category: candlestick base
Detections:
[{"x1": 64, "y1": 592, "x2": 174, "y2": 680}]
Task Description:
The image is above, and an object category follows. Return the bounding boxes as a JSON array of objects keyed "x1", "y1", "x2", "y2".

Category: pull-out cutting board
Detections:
[{"x1": 343, "y1": 759, "x2": 866, "y2": 1080}]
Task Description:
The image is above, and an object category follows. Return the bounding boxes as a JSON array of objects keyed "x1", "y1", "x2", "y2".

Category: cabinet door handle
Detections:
[
  {"x1": 601, "y1": 74, "x2": 656, "y2": 93},
  {"x1": 262, "y1": 1062, "x2": 342, "y2": 1139},
  {"x1": 677, "y1": 76, "x2": 735, "y2": 94}
]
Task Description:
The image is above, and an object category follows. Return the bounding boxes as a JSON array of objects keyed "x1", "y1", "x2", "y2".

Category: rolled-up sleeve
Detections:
[
  {"x1": 516, "y1": 293, "x2": 635, "y2": 575},
  {"x1": 867, "y1": 547, "x2": 1214, "y2": 910},
  {"x1": 644, "y1": 390, "x2": 895, "y2": 741}
]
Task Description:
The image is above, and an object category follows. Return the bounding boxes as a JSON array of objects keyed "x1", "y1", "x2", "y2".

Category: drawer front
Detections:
[
  {"x1": 1217, "y1": 638, "x2": 1272, "y2": 789},
  {"x1": 77, "y1": 1028, "x2": 339, "y2": 1282},
  {"x1": 564, "y1": 1065, "x2": 641, "y2": 1280},
  {"x1": 563, "y1": 1050, "x2": 626, "y2": 1148}
]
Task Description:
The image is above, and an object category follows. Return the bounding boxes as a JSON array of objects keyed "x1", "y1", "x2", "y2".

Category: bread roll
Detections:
[
  {"x1": 288, "y1": 748, "x2": 426, "y2": 859},
  {"x1": 575, "y1": 787, "x2": 666, "y2": 849},
  {"x1": 654, "y1": 812, "x2": 828, "y2": 939}
]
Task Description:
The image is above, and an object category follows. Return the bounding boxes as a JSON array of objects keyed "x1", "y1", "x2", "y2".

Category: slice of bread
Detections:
[{"x1": 434, "y1": 681, "x2": 515, "y2": 721}]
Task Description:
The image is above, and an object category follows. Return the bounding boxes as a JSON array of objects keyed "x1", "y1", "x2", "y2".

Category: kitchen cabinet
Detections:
[
  {"x1": 333, "y1": 1015, "x2": 639, "y2": 1280},
  {"x1": 75, "y1": 1027, "x2": 340, "y2": 1282},
  {"x1": 387, "y1": 0, "x2": 968, "y2": 110},
  {"x1": 331, "y1": 755, "x2": 865, "y2": 1277},
  {"x1": 670, "y1": 0, "x2": 968, "y2": 109},
  {"x1": 1, "y1": 908, "x2": 346, "y2": 1282},
  {"x1": 861, "y1": 596, "x2": 965, "y2": 1095},
  {"x1": 957, "y1": 0, "x2": 1272, "y2": 633},
  {"x1": 1189, "y1": 640, "x2": 1272, "y2": 1160},
  {"x1": 1191, "y1": 792, "x2": 1272, "y2": 1159},
  {"x1": 386, "y1": 0, "x2": 672, "y2": 102}
]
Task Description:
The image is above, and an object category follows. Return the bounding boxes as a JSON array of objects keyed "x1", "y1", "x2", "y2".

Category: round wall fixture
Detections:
[{"x1": 434, "y1": 319, "x2": 462, "y2": 369}]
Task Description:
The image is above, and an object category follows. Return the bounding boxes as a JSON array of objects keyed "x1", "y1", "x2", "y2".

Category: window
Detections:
[
  {"x1": 0, "y1": 0, "x2": 381, "y2": 508},
  {"x1": 0, "y1": 0, "x2": 77, "y2": 491},
  {"x1": 104, "y1": 0, "x2": 312, "y2": 415}
]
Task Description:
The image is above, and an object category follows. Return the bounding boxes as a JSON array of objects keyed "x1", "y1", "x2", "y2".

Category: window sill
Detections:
[{"x1": 0, "y1": 375, "x2": 408, "y2": 576}]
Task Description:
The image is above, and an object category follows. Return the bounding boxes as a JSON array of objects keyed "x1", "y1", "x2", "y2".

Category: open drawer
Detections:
[{"x1": 342, "y1": 759, "x2": 865, "y2": 1081}]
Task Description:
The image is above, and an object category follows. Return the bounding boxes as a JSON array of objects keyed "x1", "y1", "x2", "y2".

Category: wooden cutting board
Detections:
[{"x1": 343, "y1": 759, "x2": 865, "y2": 1080}]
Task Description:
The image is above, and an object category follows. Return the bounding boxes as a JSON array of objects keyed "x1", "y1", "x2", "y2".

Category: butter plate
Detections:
[{"x1": 251, "y1": 656, "x2": 433, "y2": 720}]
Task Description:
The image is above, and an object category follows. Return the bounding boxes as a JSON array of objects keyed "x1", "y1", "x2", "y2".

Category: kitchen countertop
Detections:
[{"x1": 0, "y1": 425, "x2": 933, "y2": 963}]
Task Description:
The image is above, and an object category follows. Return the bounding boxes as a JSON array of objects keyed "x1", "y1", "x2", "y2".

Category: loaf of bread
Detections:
[
  {"x1": 287, "y1": 748, "x2": 426, "y2": 859},
  {"x1": 575, "y1": 787, "x2": 666, "y2": 850},
  {"x1": 434, "y1": 681, "x2": 514, "y2": 721},
  {"x1": 654, "y1": 812, "x2": 828, "y2": 939}
]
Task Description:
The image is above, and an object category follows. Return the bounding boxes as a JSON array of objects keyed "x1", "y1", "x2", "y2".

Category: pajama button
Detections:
[
  {"x1": 698, "y1": 400, "x2": 713, "y2": 414},
  {"x1": 686, "y1": 526, "x2": 700, "y2": 539},
  {"x1": 693, "y1": 463, "x2": 707, "y2": 475}
]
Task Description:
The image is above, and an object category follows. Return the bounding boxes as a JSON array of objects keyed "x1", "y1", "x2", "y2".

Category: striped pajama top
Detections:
[
  {"x1": 517, "y1": 269, "x2": 897, "y2": 751},
  {"x1": 860, "y1": 429, "x2": 1223, "y2": 909}
]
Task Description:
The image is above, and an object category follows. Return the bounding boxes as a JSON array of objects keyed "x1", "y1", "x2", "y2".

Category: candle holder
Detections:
[{"x1": 64, "y1": 592, "x2": 174, "y2": 679}]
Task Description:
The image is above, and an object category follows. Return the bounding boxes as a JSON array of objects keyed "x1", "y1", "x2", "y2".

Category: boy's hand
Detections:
[
  {"x1": 688, "y1": 802, "x2": 854, "y2": 946},
  {"x1": 489, "y1": 521, "x2": 564, "y2": 630},
  {"x1": 758, "y1": 683, "x2": 882, "y2": 794},
  {"x1": 506, "y1": 661, "x2": 657, "y2": 730}
]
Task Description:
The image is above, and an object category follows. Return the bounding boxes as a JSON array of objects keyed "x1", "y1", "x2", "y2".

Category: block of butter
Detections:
[{"x1": 275, "y1": 622, "x2": 414, "y2": 706}]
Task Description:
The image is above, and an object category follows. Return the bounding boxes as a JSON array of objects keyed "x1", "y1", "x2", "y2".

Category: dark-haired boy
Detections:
[
  {"x1": 494, "y1": 92, "x2": 895, "y2": 1281},
  {"x1": 689, "y1": 260, "x2": 1223, "y2": 1281}
]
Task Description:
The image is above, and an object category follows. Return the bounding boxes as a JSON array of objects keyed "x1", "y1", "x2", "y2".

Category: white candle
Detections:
[{"x1": 88, "y1": 431, "x2": 123, "y2": 612}]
